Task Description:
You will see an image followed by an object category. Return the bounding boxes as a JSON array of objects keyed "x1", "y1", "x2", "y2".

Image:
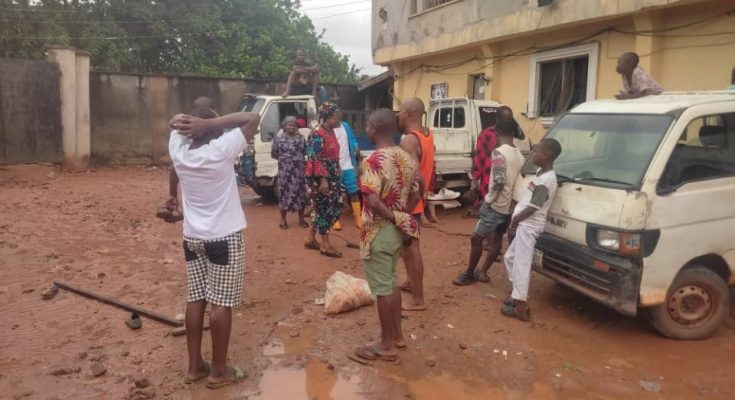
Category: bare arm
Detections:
[
  {"x1": 282, "y1": 70, "x2": 296, "y2": 97},
  {"x1": 173, "y1": 112, "x2": 260, "y2": 142},
  {"x1": 365, "y1": 193, "x2": 396, "y2": 223},
  {"x1": 406, "y1": 188, "x2": 421, "y2": 213},
  {"x1": 400, "y1": 134, "x2": 425, "y2": 198},
  {"x1": 616, "y1": 88, "x2": 655, "y2": 100},
  {"x1": 168, "y1": 169, "x2": 179, "y2": 198}
]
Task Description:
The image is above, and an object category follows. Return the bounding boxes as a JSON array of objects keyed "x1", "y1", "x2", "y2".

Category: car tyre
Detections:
[{"x1": 649, "y1": 266, "x2": 731, "y2": 340}]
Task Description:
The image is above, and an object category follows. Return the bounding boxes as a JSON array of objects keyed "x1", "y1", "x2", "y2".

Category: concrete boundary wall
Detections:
[{"x1": 89, "y1": 72, "x2": 362, "y2": 165}]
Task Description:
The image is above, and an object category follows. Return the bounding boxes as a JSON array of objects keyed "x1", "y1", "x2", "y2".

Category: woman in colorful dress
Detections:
[
  {"x1": 304, "y1": 102, "x2": 343, "y2": 258},
  {"x1": 271, "y1": 116, "x2": 308, "y2": 229}
]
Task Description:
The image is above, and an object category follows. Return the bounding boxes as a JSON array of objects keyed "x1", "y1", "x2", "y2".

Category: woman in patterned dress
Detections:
[
  {"x1": 304, "y1": 102, "x2": 343, "y2": 258},
  {"x1": 271, "y1": 116, "x2": 308, "y2": 229}
]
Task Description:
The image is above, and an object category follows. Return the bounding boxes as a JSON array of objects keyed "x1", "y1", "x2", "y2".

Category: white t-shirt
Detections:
[
  {"x1": 334, "y1": 124, "x2": 354, "y2": 171},
  {"x1": 513, "y1": 169, "x2": 558, "y2": 230},
  {"x1": 485, "y1": 144, "x2": 525, "y2": 215},
  {"x1": 169, "y1": 128, "x2": 248, "y2": 239}
]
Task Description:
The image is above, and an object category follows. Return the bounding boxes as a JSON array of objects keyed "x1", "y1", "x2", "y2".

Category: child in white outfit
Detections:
[{"x1": 502, "y1": 138, "x2": 562, "y2": 321}]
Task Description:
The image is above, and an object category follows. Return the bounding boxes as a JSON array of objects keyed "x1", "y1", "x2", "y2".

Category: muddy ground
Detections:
[{"x1": 1, "y1": 165, "x2": 734, "y2": 400}]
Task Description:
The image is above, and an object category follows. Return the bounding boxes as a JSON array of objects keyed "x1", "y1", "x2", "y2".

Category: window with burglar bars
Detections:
[{"x1": 412, "y1": 0, "x2": 457, "y2": 14}]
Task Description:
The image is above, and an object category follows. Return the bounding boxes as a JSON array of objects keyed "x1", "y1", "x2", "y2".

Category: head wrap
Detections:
[{"x1": 318, "y1": 101, "x2": 339, "y2": 122}]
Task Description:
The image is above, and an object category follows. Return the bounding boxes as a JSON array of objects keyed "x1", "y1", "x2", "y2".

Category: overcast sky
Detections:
[{"x1": 300, "y1": 0, "x2": 387, "y2": 77}]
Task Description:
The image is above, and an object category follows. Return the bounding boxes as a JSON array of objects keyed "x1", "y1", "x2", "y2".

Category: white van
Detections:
[
  {"x1": 235, "y1": 94, "x2": 318, "y2": 199},
  {"x1": 428, "y1": 97, "x2": 531, "y2": 191},
  {"x1": 523, "y1": 91, "x2": 735, "y2": 339}
]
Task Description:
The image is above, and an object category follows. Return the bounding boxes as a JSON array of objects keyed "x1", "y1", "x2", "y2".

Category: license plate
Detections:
[{"x1": 532, "y1": 249, "x2": 544, "y2": 268}]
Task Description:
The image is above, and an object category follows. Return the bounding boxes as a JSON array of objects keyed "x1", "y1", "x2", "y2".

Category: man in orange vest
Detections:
[{"x1": 397, "y1": 97, "x2": 434, "y2": 311}]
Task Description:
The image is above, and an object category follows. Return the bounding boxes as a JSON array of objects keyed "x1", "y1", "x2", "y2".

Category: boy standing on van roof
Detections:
[
  {"x1": 615, "y1": 52, "x2": 664, "y2": 100},
  {"x1": 502, "y1": 138, "x2": 562, "y2": 322},
  {"x1": 453, "y1": 118, "x2": 526, "y2": 286}
]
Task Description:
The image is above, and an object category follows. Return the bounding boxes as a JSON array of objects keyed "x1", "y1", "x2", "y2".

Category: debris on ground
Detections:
[
  {"x1": 89, "y1": 362, "x2": 107, "y2": 377},
  {"x1": 639, "y1": 380, "x2": 663, "y2": 393},
  {"x1": 323, "y1": 271, "x2": 374, "y2": 315},
  {"x1": 41, "y1": 285, "x2": 59, "y2": 300},
  {"x1": 49, "y1": 365, "x2": 81, "y2": 376}
]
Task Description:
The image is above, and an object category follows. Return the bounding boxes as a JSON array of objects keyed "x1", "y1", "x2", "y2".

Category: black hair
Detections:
[
  {"x1": 190, "y1": 107, "x2": 218, "y2": 119},
  {"x1": 189, "y1": 107, "x2": 222, "y2": 139},
  {"x1": 497, "y1": 106, "x2": 513, "y2": 118},
  {"x1": 539, "y1": 138, "x2": 562, "y2": 159},
  {"x1": 495, "y1": 118, "x2": 517, "y2": 137}
]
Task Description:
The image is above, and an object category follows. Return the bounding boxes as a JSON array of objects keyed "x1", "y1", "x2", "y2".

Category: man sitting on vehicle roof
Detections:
[{"x1": 615, "y1": 52, "x2": 664, "y2": 100}]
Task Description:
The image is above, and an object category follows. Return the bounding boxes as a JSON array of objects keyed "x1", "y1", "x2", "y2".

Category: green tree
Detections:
[{"x1": 0, "y1": 0, "x2": 360, "y2": 83}]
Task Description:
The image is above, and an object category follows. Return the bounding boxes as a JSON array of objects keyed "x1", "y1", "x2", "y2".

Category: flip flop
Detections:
[
  {"x1": 402, "y1": 303, "x2": 428, "y2": 312},
  {"x1": 355, "y1": 346, "x2": 397, "y2": 362},
  {"x1": 452, "y1": 272, "x2": 478, "y2": 286},
  {"x1": 165, "y1": 210, "x2": 183, "y2": 223},
  {"x1": 501, "y1": 302, "x2": 530, "y2": 322},
  {"x1": 156, "y1": 207, "x2": 172, "y2": 220},
  {"x1": 304, "y1": 241, "x2": 321, "y2": 251},
  {"x1": 206, "y1": 367, "x2": 247, "y2": 390},
  {"x1": 279, "y1": 222, "x2": 288, "y2": 230},
  {"x1": 184, "y1": 362, "x2": 211, "y2": 384},
  {"x1": 321, "y1": 249, "x2": 343, "y2": 258}
]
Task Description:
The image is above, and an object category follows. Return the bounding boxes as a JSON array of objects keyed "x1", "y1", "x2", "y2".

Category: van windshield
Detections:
[
  {"x1": 523, "y1": 114, "x2": 673, "y2": 189},
  {"x1": 237, "y1": 96, "x2": 265, "y2": 113}
]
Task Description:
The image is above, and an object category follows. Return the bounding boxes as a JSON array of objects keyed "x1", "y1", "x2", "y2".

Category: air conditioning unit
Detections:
[{"x1": 538, "y1": 0, "x2": 554, "y2": 6}]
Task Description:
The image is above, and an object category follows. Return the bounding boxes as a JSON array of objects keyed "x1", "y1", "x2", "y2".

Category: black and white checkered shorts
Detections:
[{"x1": 183, "y1": 231, "x2": 245, "y2": 308}]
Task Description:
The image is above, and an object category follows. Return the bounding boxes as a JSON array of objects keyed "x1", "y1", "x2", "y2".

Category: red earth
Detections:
[{"x1": 1, "y1": 165, "x2": 734, "y2": 400}]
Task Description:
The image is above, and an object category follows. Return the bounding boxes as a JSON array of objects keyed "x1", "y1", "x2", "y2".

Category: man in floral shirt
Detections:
[{"x1": 355, "y1": 109, "x2": 420, "y2": 362}]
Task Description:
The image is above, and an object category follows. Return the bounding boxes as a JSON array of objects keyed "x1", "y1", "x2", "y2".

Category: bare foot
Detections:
[
  {"x1": 184, "y1": 361, "x2": 210, "y2": 384},
  {"x1": 402, "y1": 300, "x2": 427, "y2": 311}
]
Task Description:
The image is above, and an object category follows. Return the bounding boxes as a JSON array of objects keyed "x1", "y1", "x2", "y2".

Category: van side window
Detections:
[
  {"x1": 260, "y1": 101, "x2": 309, "y2": 142},
  {"x1": 260, "y1": 104, "x2": 280, "y2": 142},
  {"x1": 433, "y1": 106, "x2": 466, "y2": 129},
  {"x1": 660, "y1": 112, "x2": 735, "y2": 190}
]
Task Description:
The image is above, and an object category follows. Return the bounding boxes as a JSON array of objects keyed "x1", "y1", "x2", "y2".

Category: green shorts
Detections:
[{"x1": 363, "y1": 224, "x2": 402, "y2": 296}]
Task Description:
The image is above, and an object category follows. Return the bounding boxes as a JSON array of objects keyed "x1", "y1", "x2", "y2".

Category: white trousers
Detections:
[{"x1": 504, "y1": 224, "x2": 543, "y2": 302}]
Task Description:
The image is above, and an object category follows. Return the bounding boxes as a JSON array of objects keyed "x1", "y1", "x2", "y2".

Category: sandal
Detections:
[
  {"x1": 184, "y1": 362, "x2": 211, "y2": 384},
  {"x1": 165, "y1": 210, "x2": 183, "y2": 223},
  {"x1": 206, "y1": 367, "x2": 247, "y2": 390},
  {"x1": 501, "y1": 301, "x2": 530, "y2": 322},
  {"x1": 321, "y1": 249, "x2": 343, "y2": 258},
  {"x1": 452, "y1": 272, "x2": 478, "y2": 286},
  {"x1": 304, "y1": 241, "x2": 321, "y2": 251},
  {"x1": 355, "y1": 345, "x2": 397, "y2": 362},
  {"x1": 475, "y1": 271, "x2": 490, "y2": 283}
]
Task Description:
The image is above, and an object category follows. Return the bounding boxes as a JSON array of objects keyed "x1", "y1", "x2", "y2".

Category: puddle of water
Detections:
[
  {"x1": 262, "y1": 326, "x2": 317, "y2": 356},
  {"x1": 261, "y1": 337, "x2": 286, "y2": 356},
  {"x1": 250, "y1": 359, "x2": 364, "y2": 400}
]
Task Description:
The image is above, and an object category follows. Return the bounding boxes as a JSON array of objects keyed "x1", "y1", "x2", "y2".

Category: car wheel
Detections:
[{"x1": 649, "y1": 266, "x2": 731, "y2": 340}]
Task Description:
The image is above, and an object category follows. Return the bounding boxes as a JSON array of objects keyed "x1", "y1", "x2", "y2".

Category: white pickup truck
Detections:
[{"x1": 428, "y1": 97, "x2": 532, "y2": 191}]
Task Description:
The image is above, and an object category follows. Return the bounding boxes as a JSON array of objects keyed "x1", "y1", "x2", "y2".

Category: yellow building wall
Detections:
[{"x1": 390, "y1": 0, "x2": 735, "y2": 143}]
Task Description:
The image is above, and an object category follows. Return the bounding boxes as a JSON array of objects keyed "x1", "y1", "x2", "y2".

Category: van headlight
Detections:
[
  {"x1": 594, "y1": 229, "x2": 641, "y2": 256},
  {"x1": 596, "y1": 230, "x2": 620, "y2": 251}
]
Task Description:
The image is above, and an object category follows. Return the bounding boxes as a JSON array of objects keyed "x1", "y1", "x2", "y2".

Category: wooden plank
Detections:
[{"x1": 54, "y1": 281, "x2": 182, "y2": 327}]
